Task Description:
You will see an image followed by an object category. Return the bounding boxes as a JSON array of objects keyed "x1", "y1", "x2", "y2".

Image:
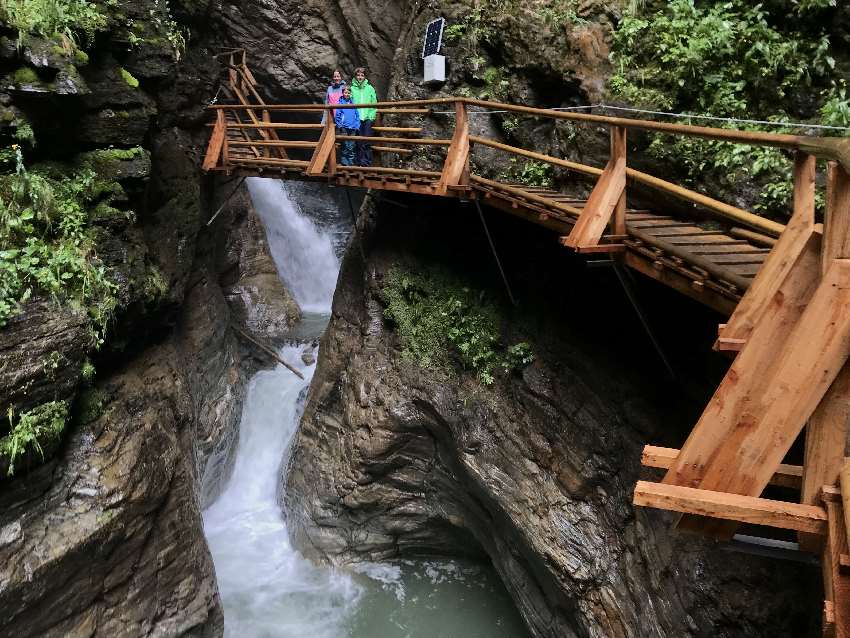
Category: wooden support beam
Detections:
[
  {"x1": 437, "y1": 101, "x2": 470, "y2": 195},
  {"x1": 203, "y1": 110, "x2": 226, "y2": 170},
  {"x1": 563, "y1": 130, "x2": 627, "y2": 250},
  {"x1": 675, "y1": 258, "x2": 850, "y2": 538},
  {"x1": 641, "y1": 445, "x2": 803, "y2": 489},
  {"x1": 306, "y1": 116, "x2": 336, "y2": 177},
  {"x1": 633, "y1": 481, "x2": 828, "y2": 535},
  {"x1": 718, "y1": 153, "x2": 817, "y2": 348},
  {"x1": 663, "y1": 230, "x2": 822, "y2": 523}
]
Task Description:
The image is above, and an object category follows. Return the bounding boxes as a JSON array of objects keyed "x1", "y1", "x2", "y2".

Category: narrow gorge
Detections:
[{"x1": 1, "y1": 1, "x2": 848, "y2": 637}]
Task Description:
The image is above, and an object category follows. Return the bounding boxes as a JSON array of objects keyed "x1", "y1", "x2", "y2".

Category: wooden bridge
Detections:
[{"x1": 204, "y1": 52, "x2": 850, "y2": 635}]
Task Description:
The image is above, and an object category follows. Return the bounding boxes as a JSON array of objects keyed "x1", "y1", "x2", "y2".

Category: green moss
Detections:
[
  {"x1": 119, "y1": 67, "x2": 139, "y2": 89},
  {"x1": 141, "y1": 266, "x2": 168, "y2": 304},
  {"x1": 13, "y1": 66, "x2": 39, "y2": 85},
  {"x1": 51, "y1": 44, "x2": 65, "y2": 56},
  {"x1": 1, "y1": 400, "x2": 68, "y2": 476},
  {"x1": 73, "y1": 49, "x2": 89, "y2": 66},
  {"x1": 75, "y1": 388, "x2": 105, "y2": 425}
]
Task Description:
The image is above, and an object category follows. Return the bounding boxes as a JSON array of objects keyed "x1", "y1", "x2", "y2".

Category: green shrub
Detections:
[
  {"x1": 609, "y1": 0, "x2": 842, "y2": 215},
  {"x1": 381, "y1": 267, "x2": 533, "y2": 385},
  {"x1": 0, "y1": 0, "x2": 108, "y2": 46},
  {"x1": 1, "y1": 400, "x2": 67, "y2": 476},
  {"x1": 0, "y1": 149, "x2": 118, "y2": 342},
  {"x1": 501, "y1": 158, "x2": 553, "y2": 188}
]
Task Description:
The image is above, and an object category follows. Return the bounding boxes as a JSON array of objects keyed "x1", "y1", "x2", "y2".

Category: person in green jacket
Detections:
[{"x1": 350, "y1": 67, "x2": 378, "y2": 166}]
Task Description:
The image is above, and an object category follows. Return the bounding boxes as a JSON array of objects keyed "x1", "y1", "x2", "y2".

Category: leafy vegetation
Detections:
[
  {"x1": 381, "y1": 267, "x2": 534, "y2": 385},
  {"x1": 1, "y1": 400, "x2": 67, "y2": 476},
  {"x1": 0, "y1": 0, "x2": 109, "y2": 46},
  {"x1": 0, "y1": 148, "x2": 118, "y2": 342},
  {"x1": 501, "y1": 158, "x2": 553, "y2": 188},
  {"x1": 609, "y1": 0, "x2": 849, "y2": 215}
]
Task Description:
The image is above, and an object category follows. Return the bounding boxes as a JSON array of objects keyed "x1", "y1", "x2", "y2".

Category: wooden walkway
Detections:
[{"x1": 205, "y1": 51, "x2": 850, "y2": 635}]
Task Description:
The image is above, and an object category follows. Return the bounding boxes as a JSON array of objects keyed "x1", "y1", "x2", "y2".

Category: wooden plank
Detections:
[
  {"x1": 663, "y1": 231, "x2": 822, "y2": 490},
  {"x1": 641, "y1": 445, "x2": 802, "y2": 489},
  {"x1": 202, "y1": 110, "x2": 226, "y2": 170},
  {"x1": 633, "y1": 481, "x2": 828, "y2": 534},
  {"x1": 706, "y1": 254, "x2": 767, "y2": 265},
  {"x1": 722, "y1": 263, "x2": 763, "y2": 276},
  {"x1": 677, "y1": 258, "x2": 850, "y2": 538},
  {"x1": 438, "y1": 101, "x2": 470, "y2": 194},
  {"x1": 690, "y1": 245, "x2": 770, "y2": 255}
]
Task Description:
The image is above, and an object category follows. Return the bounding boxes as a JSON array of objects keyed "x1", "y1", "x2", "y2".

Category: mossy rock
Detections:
[
  {"x1": 13, "y1": 66, "x2": 39, "y2": 85},
  {"x1": 75, "y1": 147, "x2": 151, "y2": 182}
]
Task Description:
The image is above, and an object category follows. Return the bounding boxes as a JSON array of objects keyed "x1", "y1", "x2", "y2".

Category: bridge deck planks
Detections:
[{"x1": 209, "y1": 147, "x2": 776, "y2": 314}]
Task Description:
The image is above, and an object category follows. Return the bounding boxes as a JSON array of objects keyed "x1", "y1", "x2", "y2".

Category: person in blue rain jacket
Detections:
[{"x1": 335, "y1": 86, "x2": 360, "y2": 166}]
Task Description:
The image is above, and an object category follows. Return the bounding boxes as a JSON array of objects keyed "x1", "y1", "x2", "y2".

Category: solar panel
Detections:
[{"x1": 421, "y1": 17, "x2": 446, "y2": 58}]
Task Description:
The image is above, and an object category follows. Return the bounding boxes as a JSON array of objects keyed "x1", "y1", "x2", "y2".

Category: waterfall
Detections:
[
  {"x1": 202, "y1": 178, "x2": 528, "y2": 638},
  {"x1": 246, "y1": 177, "x2": 340, "y2": 313}
]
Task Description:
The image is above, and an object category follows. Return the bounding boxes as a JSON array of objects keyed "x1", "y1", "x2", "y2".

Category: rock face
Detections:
[
  {"x1": 284, "y1": 201, "x2": 820, "y2": 637},
  {"x1": 0, "y1": 343, "x2": 222, "y2": 638}
]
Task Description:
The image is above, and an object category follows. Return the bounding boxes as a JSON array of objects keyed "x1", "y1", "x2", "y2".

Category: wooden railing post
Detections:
[
  {"x1": 801, "y1": 160, "x2": 850, "y2": 553},
  {"x1": 610, "y1": 126, "x2": 627, "y2": 237},
  {"x1": 437, "y1": 100, "x2": 470, "y2": 195},
  {"x1": 306, "y1": 107, "x2": 336, "y2": 177}
]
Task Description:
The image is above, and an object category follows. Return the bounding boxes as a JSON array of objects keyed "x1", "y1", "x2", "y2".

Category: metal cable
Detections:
[{"x1": 474, "y1": 199, "x2": 517, "y2": 307}]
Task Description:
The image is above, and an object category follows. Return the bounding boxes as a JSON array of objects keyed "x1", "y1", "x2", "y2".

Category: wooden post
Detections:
[
  {"x1": 802, "y1": 160, "x2": 850, "y2": 550},
  {"x1": 610, "y1": 126, "x2": 627, "y2": 237},
  {"x1": 822, "y1": 487, "x2": 850, "y2": 638},
  {"x1": 437, "y1": 101, "x2": 470, "y2": 194}
]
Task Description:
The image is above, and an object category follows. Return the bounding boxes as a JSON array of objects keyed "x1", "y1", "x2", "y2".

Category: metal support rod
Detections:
[
  {"x1": 207, "y1": 176, "x2": 247, "y2": 226},
  {"x1": 475, "y1": 199, "x2": 517, "y2": 307},
  {"x1": 612, "y1": 261, "x2": 675, "y2": 379}
]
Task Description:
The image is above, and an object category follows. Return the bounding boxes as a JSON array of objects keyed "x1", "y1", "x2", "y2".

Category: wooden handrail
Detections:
[
  {"x1": 210, "y1": 96, "x2": 850, "y2": 171},
  {"x1": 470, "y1": 135, "x2": 785, "y2": 237}
]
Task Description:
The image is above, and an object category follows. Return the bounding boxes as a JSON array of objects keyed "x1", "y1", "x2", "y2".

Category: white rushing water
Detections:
[
  {"x1": 203, "y1": 178, "x2": 528, "y2": 638},
  {"x1": 246, "y1": 177, "x2": 340, "y2": 313}
]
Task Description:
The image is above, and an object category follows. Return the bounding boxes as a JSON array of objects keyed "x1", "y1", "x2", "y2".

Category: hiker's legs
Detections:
[{"x1": 357, "y1": 119, "x2": 373, "y2": 166}]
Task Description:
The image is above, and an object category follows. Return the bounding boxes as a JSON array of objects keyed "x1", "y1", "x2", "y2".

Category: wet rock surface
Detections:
[
  {"x1": 0, "y1": 342, "x2": 222, "y2": 638},
  {"x1": 285, "y1": 201, "x2": 820, "y2": 637}
]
